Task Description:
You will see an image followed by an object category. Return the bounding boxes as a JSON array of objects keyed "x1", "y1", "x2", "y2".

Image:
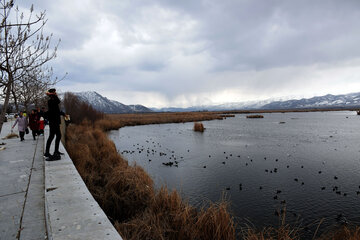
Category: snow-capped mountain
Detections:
[
  {"x1": 262, "y1": 92, "x2": 360, "y2": 109},
  {"x1": 69, "y1": 91, "x2": 152, "y2": 114},
  {"x1": 153, "y1": 92, "x2": 360, "y2": 112}
]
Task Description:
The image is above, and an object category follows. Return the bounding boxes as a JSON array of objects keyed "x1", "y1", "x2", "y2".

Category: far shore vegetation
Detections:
[
  {"x1": 63, "y1": 92, "x2": 360, "y2": 240},
  {"x1": 246, "y1": 114, "x2": 264, "y2": 118}
]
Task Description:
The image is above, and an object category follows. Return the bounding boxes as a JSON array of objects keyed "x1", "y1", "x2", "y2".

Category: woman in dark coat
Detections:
[
  {"x1": 44, "y1": 88, "x2": 65, "y2": 160},
  {"x1": 29, "y1": 109, "x2": 39, "y2": 140}
]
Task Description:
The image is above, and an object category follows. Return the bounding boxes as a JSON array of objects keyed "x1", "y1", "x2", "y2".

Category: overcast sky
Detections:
[{"x1": 18, "y1": 0, "x2": 360, "y2": 108}]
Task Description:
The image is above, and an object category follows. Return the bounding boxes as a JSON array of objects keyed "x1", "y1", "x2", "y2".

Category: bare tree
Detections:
[
  {"x1": 11, "y1": 65, "x2": 64, "y2": 112},
  {"x1": 0, "y1": 0, "x2": 59, "y2": 133}
]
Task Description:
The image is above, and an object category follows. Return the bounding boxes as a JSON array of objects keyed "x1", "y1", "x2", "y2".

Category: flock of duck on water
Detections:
[{"x1": 118, "y1": 111, "x2": 360, "y2": 223}]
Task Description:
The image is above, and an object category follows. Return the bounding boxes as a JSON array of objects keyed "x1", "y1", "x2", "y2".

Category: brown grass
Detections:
[
  {"x1": 94, "y1": 112, "x2": 224, "y2": 131},
  {"x1": 247, "y1": 115, "x2": 264, "y2": 118},
  {"x1": 2, "y1": 132, "x2": 19, "y2": 139},
  {"x1": 242, "y1": 223, "x2": 302, "y2": 240},
  {"x1": 66, "y1": 124, "x2": 155, "y2": 221},
  {"x1": 241, "y1": 211, "x2": 360, "y2": 240},
  {"x1": 115, "y1": 188, "x2": 235, "y2": 240},
  {"x1": 317, "y1": 225, "x2": 360, "y2": 240},
  {"x1": 194, "y1": 122, "x2": 205, "y2": 132},
  {"x1": 243, "y1": 226, "x2": 301, "y2": 240},
  {"x1": 242, "y1": 208, "x2": 302, "y2": 240},
  {"x1": 220, "y1": 114, "x2": 236, "y2": 118}
]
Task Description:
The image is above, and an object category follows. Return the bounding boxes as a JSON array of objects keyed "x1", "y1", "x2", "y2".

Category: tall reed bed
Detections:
[{"x1": 96, "y1": 112, "x2": 223, "y2": 131}]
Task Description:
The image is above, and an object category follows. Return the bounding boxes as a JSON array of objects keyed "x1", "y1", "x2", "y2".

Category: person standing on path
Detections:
[
  {"x1": 12, "y1": 111, "x2": 28, "y2": 141},
  {"x1": 44, "y1": 89, "x2": 65, "y2": 160},
  {"x1": 29, "y1": 109, "x2": 39, "y2": 140}
]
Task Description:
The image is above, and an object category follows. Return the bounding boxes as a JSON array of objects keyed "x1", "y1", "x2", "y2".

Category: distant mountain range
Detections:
[
  {"x1": 63, "y1": 91, "x2": 360, "y2": 114},
  {"x1": 68, "y1": 91, "x2": 152, "y2": 114},
  {"x1": 261, "y1": 92, "x2": 360, "y2": 110},
  {"x1": 152, "y1": 92, "x2": 360, "y2": 112}
]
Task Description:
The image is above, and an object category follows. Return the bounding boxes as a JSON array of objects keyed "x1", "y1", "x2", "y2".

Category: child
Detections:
[
  {"x1": 39, "y1": 117, "x2": 45, "y2": 135},
  {"x1": 12, "y1": 111, "x2": 28, "y2": 141}
]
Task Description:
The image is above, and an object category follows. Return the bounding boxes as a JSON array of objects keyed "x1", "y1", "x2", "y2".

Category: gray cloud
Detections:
[{"x1": 16, "y1": 0, "x2": 360, "y2": 107}]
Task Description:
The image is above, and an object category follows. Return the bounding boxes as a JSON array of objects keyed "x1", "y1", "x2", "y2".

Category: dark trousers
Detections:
[
  {"x1": 45, "y1": 124, "x2": 61, "y2": 154},
  {"x1": 19, "y1": 131, "x2": 25, "y2": 141},
  {"x1": 32, "y1": 130, "x2": 37, "y2": 140}
]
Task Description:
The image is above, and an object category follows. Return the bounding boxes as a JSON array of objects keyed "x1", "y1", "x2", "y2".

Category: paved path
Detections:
[
  {"x1": 0, "y1": 119, "x2": 123, "y2": 240},
  {"x1": 0, "y1": 120, "x2": 46, "y2": 240}
]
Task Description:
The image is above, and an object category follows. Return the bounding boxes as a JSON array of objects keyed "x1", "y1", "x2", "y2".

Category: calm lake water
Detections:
[{"x1": 108, "y1": 111, "x2": 360, "y2": 234}]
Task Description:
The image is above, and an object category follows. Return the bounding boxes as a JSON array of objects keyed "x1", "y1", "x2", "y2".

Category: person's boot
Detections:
[
  {"x1": 54, "y1": 151, "x2": 64, "y2": 155},
  {"x1": 51, "y1": 152, "x2": 61, "y2": 161}
]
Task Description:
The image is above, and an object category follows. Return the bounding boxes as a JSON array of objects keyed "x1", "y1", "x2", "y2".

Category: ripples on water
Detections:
[{"x1": 109, "y1": 111, "x2": 360, "y2": 234}]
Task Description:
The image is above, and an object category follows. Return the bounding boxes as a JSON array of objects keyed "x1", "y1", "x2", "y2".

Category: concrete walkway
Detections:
[
  {"x1": 0, "y1": 119, "x2": 122, "y2": 240},
  {"x1": 0, "y1": 120, "x2": 46, "y2": 240}
]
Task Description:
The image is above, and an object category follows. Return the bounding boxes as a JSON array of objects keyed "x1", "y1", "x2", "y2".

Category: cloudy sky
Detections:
[{"x1": 18, "y1": 0, "x2": 360, "y2": 108}]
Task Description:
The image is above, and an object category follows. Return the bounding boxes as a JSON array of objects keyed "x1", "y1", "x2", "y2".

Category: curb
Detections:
[{"x1": 44, "y1": 127, "x2": 123, "y2": 240}]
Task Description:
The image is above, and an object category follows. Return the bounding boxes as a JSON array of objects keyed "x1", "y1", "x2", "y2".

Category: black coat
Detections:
[{"x1": 47, "y1": 95, "x2": 62, "y2": 125}]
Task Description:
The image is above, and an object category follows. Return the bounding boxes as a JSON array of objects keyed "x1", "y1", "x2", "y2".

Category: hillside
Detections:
[{"x1": 69, "y1": 91, "x2": 152, "y2": 114}]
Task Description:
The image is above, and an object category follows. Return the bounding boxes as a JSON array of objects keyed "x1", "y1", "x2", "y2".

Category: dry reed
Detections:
[
  {"x1": 95, "y1": 112, "x2": 224, "y2": 132},
  {"x1": 317, "y1": 225, "x2": 360, "y2": 240},
  {"x1": 194, "y1": 122, "x2": 205, "y2": 132},
  {"x1": 242, "y1": 207, "x2": 302, "y2": 240},
  {"x1": 246, "y1": 115, "x2": 264, "y2": 119},
  {"x1": 2, "y1": 132, "x2": 19, "y2": 139},
  {"x1": 115, "y1": 188, "x2": 235, "y2": 240}
]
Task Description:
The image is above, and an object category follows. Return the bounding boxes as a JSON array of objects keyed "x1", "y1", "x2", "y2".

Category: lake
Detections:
[{"x1": 108, "y1": 111, "x2": 360, "y2": 234}]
